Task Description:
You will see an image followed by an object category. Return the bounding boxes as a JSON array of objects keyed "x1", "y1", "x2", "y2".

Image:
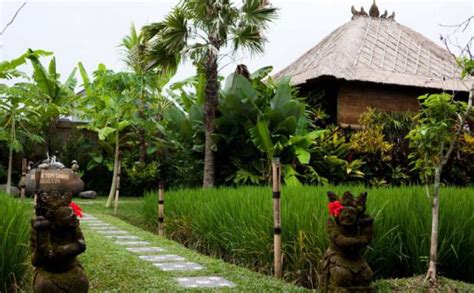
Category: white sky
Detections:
[{"x1": 1, "y1": 0, "x2": 473, "y2": 87}]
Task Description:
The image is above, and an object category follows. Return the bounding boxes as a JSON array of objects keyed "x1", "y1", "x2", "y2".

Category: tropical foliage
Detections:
[{"x1": 143, "y1": 0, "x2": 277, "y2": 187}]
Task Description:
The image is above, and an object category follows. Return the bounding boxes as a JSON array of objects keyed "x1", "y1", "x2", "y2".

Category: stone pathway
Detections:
[{"x1": 81, "y1": 214, "x2": 235, "y2": 289}]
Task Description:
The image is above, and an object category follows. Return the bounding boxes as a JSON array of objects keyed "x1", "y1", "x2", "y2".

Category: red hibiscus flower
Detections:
[
  {"x1": 70, "y1": 202, "x2": 83, "y2": 218},
  {"x1": 328, "y1": 201, "x2": 344, "y2": 217}
]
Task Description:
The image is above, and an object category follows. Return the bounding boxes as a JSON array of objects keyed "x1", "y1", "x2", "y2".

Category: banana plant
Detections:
[
  {"x1": 0, "y1": 83, "x2": 44, "y2": 194},
  {"x1": 25, "y1": 49, "x2": 77, "y2": 154},
  {"x1": 0, "y1": 50, "x2": 49, "y2": 194},
  {"x1": 78, "y1": 63, "x2": 135, "y2": 207},
  {"x1": 219, "y1": 69, "x2": 319, "y2": 185}
]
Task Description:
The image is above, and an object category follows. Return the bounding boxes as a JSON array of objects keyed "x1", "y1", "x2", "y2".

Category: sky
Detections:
[{"x1": 0, "y1": 0, "x2": 473, "y2": 87}]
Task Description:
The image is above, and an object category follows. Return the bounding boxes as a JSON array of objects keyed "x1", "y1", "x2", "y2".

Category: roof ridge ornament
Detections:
[{"x1": 351, "y1": 1, "x2": 395, "y2": 20}]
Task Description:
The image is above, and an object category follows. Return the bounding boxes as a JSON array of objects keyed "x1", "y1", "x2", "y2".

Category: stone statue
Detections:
[
  {"x1": 31, "y1": 185, "x2": 89, "y2": 293},
  {"x1": 318, "y1": 191, "x2": 374, "y2": 293}
]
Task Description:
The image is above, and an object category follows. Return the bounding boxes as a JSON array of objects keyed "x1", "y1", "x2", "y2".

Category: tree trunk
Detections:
[
  {"x1": 138, "y1": 79, "x2": 147, "y2": 164},
  {"x1": 105, "y1": 131, "x2": 120, "y2": 207},
  {"x1": 6, "y1": 119, "x2": 14, "y2": 195},
  {"x1": 139, "y1": 129, "x2": 146, "y2": 165},
  {"x1": 202, "y1": 48, "x2": 219, "y2": 188},
  {"x1": 426, "y1": 167, "x2": 441, "y2": 284}
]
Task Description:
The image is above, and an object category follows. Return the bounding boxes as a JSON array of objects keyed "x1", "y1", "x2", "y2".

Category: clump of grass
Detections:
[
  {"x1": 0, "y1": 193, "x2": 31, "y2": 291},
  {"x1": 143, "y1": 186, "x2": 473, "y2": 288}
]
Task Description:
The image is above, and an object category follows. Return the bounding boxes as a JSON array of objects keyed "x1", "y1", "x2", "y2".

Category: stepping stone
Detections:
[
  {"x1": 82, "y1": 220, "x2": 103, "y2": 223},
  {"x1": 138, "y1": 254, "x2": 185, "y2": 262},
  {"x1": 153, "y1": 262, "x2": 203, "y2": 271},
  {"x1": 175, "y1": 277, "x2": 235, "y2": 288},
  {"x1": 115, "y1": 240, "x2": 150, "y2": 246},
  {"x1": 88, "y1": 225, "x2": 114, "y2": 229},
  {"x1": 126, "y1": 247, "x2": 165, "y2": 254},
  {"x1": 87, "y1": 223, "x2": 112, "y2": 226},
  {"x1": 97, "y1": 230, "x2": 129, "y2": 235},
  {"x1": 105, "y1": 235, "x2": 140, "y2": 240}
]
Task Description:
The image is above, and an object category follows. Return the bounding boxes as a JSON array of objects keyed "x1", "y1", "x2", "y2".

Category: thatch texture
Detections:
[{"x1": 274, "y1": 16, "x2": 472, "y2": 92}]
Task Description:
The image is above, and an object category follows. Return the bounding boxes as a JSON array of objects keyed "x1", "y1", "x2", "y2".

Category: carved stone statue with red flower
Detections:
[
  {"x1": 318, "y1": 191, "x2": 374, "y2": 292},
  {"x1": 30, "y1": 186, "x2": 89, "y2": 293}
]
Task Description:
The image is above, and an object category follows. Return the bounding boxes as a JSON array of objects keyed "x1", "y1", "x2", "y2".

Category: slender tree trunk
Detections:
[
  {"x1": 138, "y1": 79, "x2": 147, "y2": 164},
  {"x1": 139, "y1": 129, "x2": 146, "y2": 164},
  {"x1": 6, "y1": 118, "x2": 14, "y2": 195},
  {"x1": 426, "y1": 167, "x2": 441, "y2": 284},
  {"x1": 105, "y1": 131, "x2": 120, "y2": 207},
  {"x1": 202, "y1": 47, "x2": 219, "y2": 188}
]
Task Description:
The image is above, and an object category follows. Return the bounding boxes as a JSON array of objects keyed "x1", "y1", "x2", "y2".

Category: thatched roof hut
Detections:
[{"x1": 274, "y1": 3, "x2": 472, "y2": 126}]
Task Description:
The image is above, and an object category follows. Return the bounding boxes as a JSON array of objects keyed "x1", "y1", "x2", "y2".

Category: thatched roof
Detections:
[{"x1": 274, "y1": 15, "x2": 472, "y2": 92}]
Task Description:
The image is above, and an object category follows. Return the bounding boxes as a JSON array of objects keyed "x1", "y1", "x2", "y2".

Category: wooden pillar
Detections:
[
  {"x1": 272, "y1": 157, "x2": 282, "y2": 278},
  {"x1": 20, "y1": 158, "x2": 27, "y2": 199},
  {"x1": 158, "y1": 181, "x2": 165, "y2": 236},
  {"x1": 113, "y1": 161, "x2": 121, "y2": 215}
]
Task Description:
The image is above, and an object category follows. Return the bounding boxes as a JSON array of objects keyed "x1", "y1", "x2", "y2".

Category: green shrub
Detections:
[
  {"x1": 0, "y1": 193, "x2": 31, "y2": 291},
  {"x1": 143, "y1": 186, "x2": 473, "y2": 288}
]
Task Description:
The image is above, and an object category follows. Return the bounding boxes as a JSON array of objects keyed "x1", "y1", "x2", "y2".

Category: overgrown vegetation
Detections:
[
  {"x1": 135, "y1": 186, "x2": 473, "y2": 289},
  {"x1": 0, "y1": 193, "x2": 31, "y2": 291}
]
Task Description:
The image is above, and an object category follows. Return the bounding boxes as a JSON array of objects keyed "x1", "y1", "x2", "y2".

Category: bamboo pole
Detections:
[
  {"x1": 113, "y1": 161, "x2": 121, "y2": 215},
  {"x1": 158, "y1": 181, "x2": 165, "y2": 236},
  {"x1": 20, "y1": 158, "x2": 27, "y2": 199},
  {"x1": 272, "y1": 157, "x2": 282, "y2": 278}
]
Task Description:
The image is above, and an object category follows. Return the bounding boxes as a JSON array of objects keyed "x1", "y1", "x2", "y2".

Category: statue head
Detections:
[
  {"x1": 327, "y1": 191, "x2": 368, "y2": 226},
  {"x1": 55, "y1": 206, "x2": 80, "y2": 229},
  {"x1": 35, "y1": 191, "x2": 72, "y2": 219}
]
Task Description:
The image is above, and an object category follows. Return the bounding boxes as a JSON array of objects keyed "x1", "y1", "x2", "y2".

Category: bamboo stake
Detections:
[
  {"x1": 158, "y1": 181, "x2": 165, "y2": 236},
  {"x1": 272, "y1": 157, "x2": 282, "y2": 278},
  {"x1": 20, "y1": 158, "x2": 27, "y2": 199},
  {"x1": 113, "y1": 161, "x2": 121, "y2": 215}
]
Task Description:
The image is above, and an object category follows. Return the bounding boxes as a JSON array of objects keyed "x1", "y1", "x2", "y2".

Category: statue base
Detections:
[{"x1": 33, "y1": 265, "x2": 88, "y2": 293}]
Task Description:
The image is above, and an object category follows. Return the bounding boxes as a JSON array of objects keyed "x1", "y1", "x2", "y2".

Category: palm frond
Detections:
[
  {"x1": 241, "y1": 0, "x2": 278, "y2": 28},
  {"x1": 231, "y1": 25, "x2": 265, "y2": 55}
]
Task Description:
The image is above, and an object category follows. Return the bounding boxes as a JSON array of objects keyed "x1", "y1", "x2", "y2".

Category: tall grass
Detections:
[
  {"x1": 143, "y1": 186, "x2": 473, "y2": 288},
  {"x1": 0, "y1": 193, "x2": 31, "y2": 291}
]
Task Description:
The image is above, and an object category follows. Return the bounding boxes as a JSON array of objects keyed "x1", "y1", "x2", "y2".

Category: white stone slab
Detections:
[
  {"x1": 87, "y1": 223, "x2": 113, "y2": 227},
  {"x1": 115, "y1": 240, "x2": 150, "y2": 246},
  {"x1": 126, "y1": 247, "x2": 165, "y2": 253},
  {"x1": 88, "y1": 225, "x2": 115, "y2": 229},
  {"x1": 97, "y1": 230, "x2": 129, "y2": 235},
  {"x1": 175, "y1": 277, "x2": 235, "y2": 288},
  {"x1": 138, "y1": 254, "x2": 185, "y2": 262},
  {"x1": 153, "y1": 262, "x2": 203, "y2": 271},
  {"x1": 105, "y1": 235, "x2": 140, "y2": 240}
]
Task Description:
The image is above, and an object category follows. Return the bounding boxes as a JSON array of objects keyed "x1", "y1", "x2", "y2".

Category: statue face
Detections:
[
  {"x1": 338, "y1": 206, "x2": 357, "y2": 226},
  {"x1": 55, "y1": 207, "x2": 79, "y2": 228}
]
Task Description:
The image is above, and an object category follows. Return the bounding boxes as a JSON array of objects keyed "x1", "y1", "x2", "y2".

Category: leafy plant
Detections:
[{"x1": 0, "y1": 192, "x2": 31, "y2": 291}]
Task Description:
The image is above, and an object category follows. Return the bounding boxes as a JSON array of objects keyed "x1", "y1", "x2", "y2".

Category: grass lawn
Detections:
[{"x1": 78, "y1": 203, "x2": 308, "y2": 292}]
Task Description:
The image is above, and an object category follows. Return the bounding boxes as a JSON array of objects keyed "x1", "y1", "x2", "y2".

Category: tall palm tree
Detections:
[{"x1": 143, "y1": 0, "x2": 277, "y2": 187}]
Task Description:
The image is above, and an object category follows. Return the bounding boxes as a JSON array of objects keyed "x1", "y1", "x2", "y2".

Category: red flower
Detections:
[
  {"x1": 70, "y1": 202, "x2": 83, "y2": 218},
  {"x1": 328, "y1": 201, "x2": 344, "y2": 217}
]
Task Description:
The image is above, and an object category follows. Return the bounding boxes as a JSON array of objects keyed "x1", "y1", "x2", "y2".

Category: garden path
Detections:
[{"x1": 81, "y1": 213, "x2": 236, "y2": 289}]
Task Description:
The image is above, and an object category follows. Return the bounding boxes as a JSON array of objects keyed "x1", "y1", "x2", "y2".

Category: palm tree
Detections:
[
  {"x1": 120, "y1": 24, "x2": 174, "y2": 165},
  {"x1": 143, "y1": 0, "x2": 277, "y2": 187}
]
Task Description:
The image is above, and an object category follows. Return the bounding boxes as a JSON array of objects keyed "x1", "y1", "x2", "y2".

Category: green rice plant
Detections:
[
  {"x1": 0, "y1": 193, "x2": 31, "y2": 291},
  {"x1": 142, "y1": 186, "x2": 474, "y2": 288}
]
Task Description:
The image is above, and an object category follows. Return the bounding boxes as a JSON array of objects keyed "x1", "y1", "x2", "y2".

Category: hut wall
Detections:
[{"x1": 337, "y1": 82, "x2": 422, "y2": 125}]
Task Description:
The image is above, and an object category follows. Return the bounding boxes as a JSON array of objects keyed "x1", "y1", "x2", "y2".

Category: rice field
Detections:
[{"x1": 141, "y1": 186, "x2": 474, "y2": 288}]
